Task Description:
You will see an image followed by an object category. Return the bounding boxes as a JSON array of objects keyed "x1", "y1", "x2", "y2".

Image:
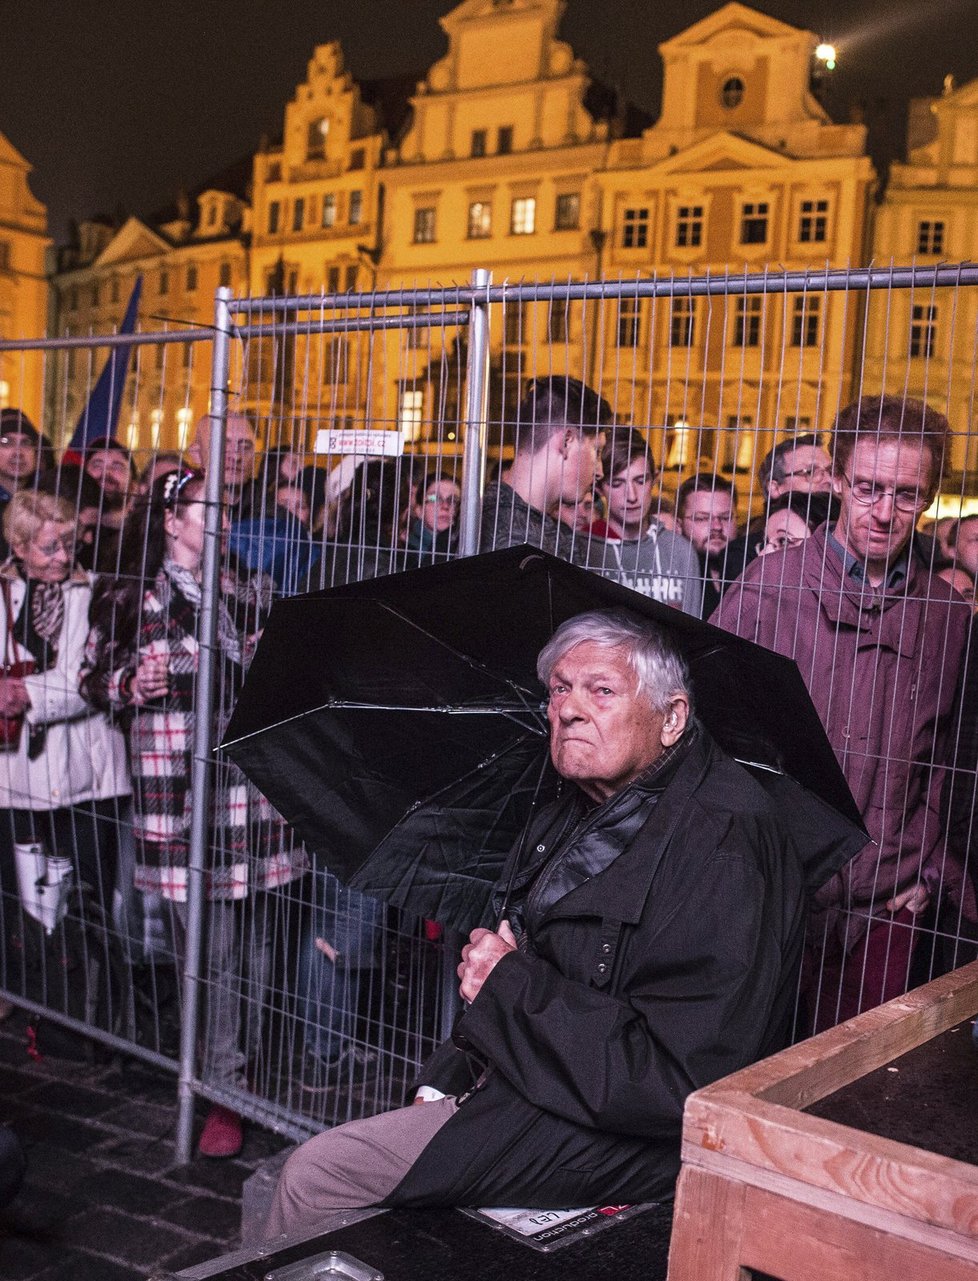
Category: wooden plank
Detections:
[
  {"x1": 681, "y1": 1093, "x2": 978, "y2": 1239},
  {"x1": 666, "y1": 1167, "x2": 750, "y2": 1281}
]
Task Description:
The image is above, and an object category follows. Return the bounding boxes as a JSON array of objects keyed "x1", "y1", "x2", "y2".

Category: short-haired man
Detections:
[
  {"x1": 266, "y1": 610, "x2": 808, "y2": 1236},
  {"x1": 194, "y1": 411, "x2": 260, "y2": 521},
  {"x1": 950, "y1": 514, "x2": 978, "y2": 583},
  {"x1": 715, "y1": 394, "x2": 973, "y2": 1030},
  {"x1": 759, "y1": 433, "x2": 833, "y2": 500},
  {"x1": 677, "y1": 473, "x2": 738, "y2": 618},
  {"x1": 481, "y1": 376, "x2": 611, "y2": 565},
  {"x1": 588, "y1": 428, "x2": 702, "y2": 617}
]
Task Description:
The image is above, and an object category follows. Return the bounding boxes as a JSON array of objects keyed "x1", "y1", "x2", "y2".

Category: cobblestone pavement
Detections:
[{"x1": 0, "y1": 1009, "x2": 291, "y2": 1280}]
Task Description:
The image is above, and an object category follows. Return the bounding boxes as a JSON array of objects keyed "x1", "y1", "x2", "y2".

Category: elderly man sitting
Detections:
[{"x1": 267, "y1": 610, "x2": 808, "y2": 1237}]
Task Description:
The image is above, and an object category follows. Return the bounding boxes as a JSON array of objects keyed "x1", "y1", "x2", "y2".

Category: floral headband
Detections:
[{"x1": 162, "y1": 470, "x2": 199, "y2": 508}]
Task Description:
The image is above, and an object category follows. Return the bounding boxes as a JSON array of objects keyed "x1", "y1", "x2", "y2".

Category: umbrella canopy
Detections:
[{"x1": 222, "y1": 545, "x2": 867, "y2": 932}]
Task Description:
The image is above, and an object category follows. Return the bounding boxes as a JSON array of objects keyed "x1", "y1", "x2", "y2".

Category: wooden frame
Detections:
[{"x1": 667, "y1": 960, "x2": 978, "y2": 1280}]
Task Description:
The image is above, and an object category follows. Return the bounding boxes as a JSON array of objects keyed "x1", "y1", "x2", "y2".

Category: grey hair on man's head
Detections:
[{"x1": 537, "y1": 610, "x2": 692, "y2": 714}]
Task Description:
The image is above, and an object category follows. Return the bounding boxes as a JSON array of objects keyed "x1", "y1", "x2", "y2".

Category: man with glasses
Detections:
[
  {"x1": 760, "y1": 433, "x2": 833, "y2": 500},
  {"x1": 715, "y1": 395, "x2": 973, "y2": 1030},
  {"x1": 0, "y1": 409, "x2": 51, "y2": 560}
]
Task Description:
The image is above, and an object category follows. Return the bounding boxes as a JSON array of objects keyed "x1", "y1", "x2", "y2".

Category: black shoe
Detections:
[{"x1": 301, "y1": 1044, "x2": 378, "y2": 1094}]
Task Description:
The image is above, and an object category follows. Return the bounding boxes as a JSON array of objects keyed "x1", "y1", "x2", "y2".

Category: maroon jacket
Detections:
[{"x1": 713, "y1": 524, "x2": 972, "y2": 946}]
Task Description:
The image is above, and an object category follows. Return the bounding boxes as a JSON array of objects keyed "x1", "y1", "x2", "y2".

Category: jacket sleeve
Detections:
[{"x1": 455, "y1": 815, "x2": 796, "y2": 1138}]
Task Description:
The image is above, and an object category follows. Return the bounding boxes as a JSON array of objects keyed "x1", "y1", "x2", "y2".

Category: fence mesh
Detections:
[{"x1": 0, "y1": 264, "x2": 975, "y2": 1147}]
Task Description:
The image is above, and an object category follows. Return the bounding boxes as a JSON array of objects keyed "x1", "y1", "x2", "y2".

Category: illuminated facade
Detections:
[
  {"x1": 866, "y1": 76, "x2": 978, "y2": 481},
  {"x1": 47, "y1": 1, "x2": 880, "y2": 464},
  {"x1": 0, "y1": 130, "x2": 50, "y2": 425}
]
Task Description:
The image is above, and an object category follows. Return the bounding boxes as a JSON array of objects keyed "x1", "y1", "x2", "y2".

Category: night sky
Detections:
[{"x1": 3, "y1": 0, "x2": 977, "y2": 244}]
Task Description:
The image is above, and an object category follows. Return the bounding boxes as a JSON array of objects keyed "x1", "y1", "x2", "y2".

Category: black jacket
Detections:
[{"x1": 387, "y1": 725, "x2": 807, "y2": 1208}]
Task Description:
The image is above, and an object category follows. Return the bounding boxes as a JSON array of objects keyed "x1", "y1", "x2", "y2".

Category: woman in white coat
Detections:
[{"x1": 0, "y1": 490, "x2": 129, "y2": 934}]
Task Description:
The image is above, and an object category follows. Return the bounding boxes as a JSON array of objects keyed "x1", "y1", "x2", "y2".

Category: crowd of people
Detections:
[{"x1": 0, "y1": 378, "x2": 977, "y2": 1184}]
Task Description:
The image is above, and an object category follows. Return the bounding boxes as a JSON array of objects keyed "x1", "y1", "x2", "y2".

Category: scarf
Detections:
[{"x1": 162, "y1": 559, "x2": 242, "y2": 664}]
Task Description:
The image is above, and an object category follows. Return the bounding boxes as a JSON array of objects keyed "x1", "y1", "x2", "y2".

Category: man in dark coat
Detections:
[{"x1": 266, "y1": 609, "x2": 809, "y2": 1238}]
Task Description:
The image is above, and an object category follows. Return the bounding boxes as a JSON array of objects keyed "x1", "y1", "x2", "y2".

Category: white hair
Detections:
[{"x1": 536, "y1": 610, "x2": 692, "y2": 714}]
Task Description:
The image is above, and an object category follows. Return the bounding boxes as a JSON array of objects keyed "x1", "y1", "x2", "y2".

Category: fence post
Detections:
[
  {"x1": 174, "y1": 286, "x2": 234, "y2": 1163},
  {"x1": 458, "y1": 267, "x2": 492, "y2": 557}
]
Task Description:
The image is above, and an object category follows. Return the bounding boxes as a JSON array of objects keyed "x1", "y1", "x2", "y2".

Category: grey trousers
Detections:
[{"x1": 265, "y1": 1096, "x2": 458, "y2": 1240}]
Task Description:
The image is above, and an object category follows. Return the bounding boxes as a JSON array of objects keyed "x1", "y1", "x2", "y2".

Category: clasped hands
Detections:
[{"x1": 456, "y1": 919, "x2": 517, "y2": 1003}]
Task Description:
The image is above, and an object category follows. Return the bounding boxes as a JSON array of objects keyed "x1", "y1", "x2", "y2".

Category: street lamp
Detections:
[{"x1": 815, "y1": 42, "x2": 837, "y2": 72}]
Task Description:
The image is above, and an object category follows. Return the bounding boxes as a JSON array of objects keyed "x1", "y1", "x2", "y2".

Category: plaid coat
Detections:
[{"x1": 95, "y1": 566, "x2": 306, "y2": 902}]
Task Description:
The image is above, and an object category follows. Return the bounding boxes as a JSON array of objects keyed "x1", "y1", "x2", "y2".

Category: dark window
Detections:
[
  {"x1": 266, "y1": 161, "x2": 281, "y2": 182},
  {"x1": 554, "y1": 193, "x2": 580, "y2": 230},
  {"x1": 186, "y1": 263, "x2": 198, "y2": 292},
  {"x1": 349, "y1": 191, "x2": 363, "y2": 225},
  {"x1": 110, "y1": 277, "x2": 120, "y2": 303},
  {"x1": 413, "y1": 207, "x2": 437, "y2": 243},
  {"x1": 345, "y1": 264, "x2": 358, "y2": 292},
  {"x1": 733, "y1": 296, "x2": 762, "y2": 347},
  {"x1": 548, "y1": 298, "x2": 571, "y2": 344},
  {"x1": 69, "y1": 286, "x2": 78, "y2": 311},
  {"x1": 617, "y1": 298, "x2": 641, "y2": 347},
  {"x1": 292, "y1": 198, "x2": 305, "y2": 232},
  {"x1": 917, "y1": 220, "x2": 945, "y2": 255},
  {"x1": 740, "y1": 202, "x2": 769, "y2": 245},
  {"x1": 503, "y1": 302, "x2": 525, "y2": 347},
  {"x1": 471, "y1": 129, "x2": 487, "y2": 158},
  {"x1": 910, "y1": 303, "x2": 937, "y2": 358},
  {"x1": 676, "y1": 205, "x2": 703, "y2": 248},
  {"x1": 327, "y1": 266, "x2": 340, "y2": 293},
  {"x1": 323, "y1": 337, "x2": 350, "y2": 384},
  {"x1": 799, "y1": 199, "x2": 828, "y2": 243},
  {"x1": 790, "y1": 295, "x2": 821, "y2": 347},
  {"x1": 670, "y1": 297, "x2": 695, "y2": 347},
  {"x1": 0, "y1": 242, "x2": 10, "y2": 272},
  {"x1": 497, "y1": 126, "x2": 513, "y2": 155},
  {"x1": 721, "y1": 76, "x2": 744, "y2": 108},
  {"x1": 182, "y1": 342, "x2": 193, "y2": 370},
  {"x1": 218, "y1": 262, "x2": 232, "y2": 288},
  {"x1": 92, "y1": 281, "x2": 100, "y2": 306},
  {"x1": 158, "y1": 270, "x2": 168, "y2": 297},
  {"x1": 467, "y1": 201, "x2": 492, "y2": 239},
  {"x1": 622, "y1": 208, "x2": 649, "y2": 249},
  {"x1": 349, "y1": 148, "x2": 365, "y2": 171},
  {"x1": 287, "y1": 267, "x2": 299, "y2": 294},
  {"x1": 268, "y1": 200, "x2": 281, "y2": 235}
]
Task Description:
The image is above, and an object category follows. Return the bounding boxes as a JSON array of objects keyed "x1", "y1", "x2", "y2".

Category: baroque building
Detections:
[
  {"x1": 0, "y1": 130, "x2": 50, "y2": 425},
  {"x1": 46, "y1": 0, "x2": 882, "y2": 471}
]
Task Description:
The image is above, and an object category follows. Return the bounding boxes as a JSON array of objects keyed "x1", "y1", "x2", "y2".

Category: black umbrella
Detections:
[{"x1": 221, "y1": 545, "x2": 867, "y2": 933}]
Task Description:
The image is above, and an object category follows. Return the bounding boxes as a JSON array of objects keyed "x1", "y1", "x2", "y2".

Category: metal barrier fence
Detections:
[{"x1": 0, "y1": 263, "x2": 976, "y2": 1162}]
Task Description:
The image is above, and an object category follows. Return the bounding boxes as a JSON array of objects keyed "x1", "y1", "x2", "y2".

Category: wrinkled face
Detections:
[
  {"x1": 546, "y1": 641, "x2": 685, "y2": 803},
  {"x1": 275, "y1": 484, "x2": 310, "y2": 525},
  {"x1": 603, "y1": 457, "x2": 657, "y2": 537},
  {"x1": 557, "y1": 431, "x2": 605, "y2": 505},
  {"x1": 954, "y1": 519, "x2": 978, "y2": 579},
  {"x1": 680, "y1": 490, "x2": 737, "y2": 557},
  {"x1": 416, "y1": 480, "x2": 461, "y2": 532},
  {"x1": 832, "y1": 439, "x2": 933, "y2": 578},
  {"x1": 758, "y1": 508, "x2": 811, "y2": 555},
  {"x1": 86, "y1": 448, "x2": 132, "y2": 496},
  {"x1": 14, "y1": 520, "x2": 74, "y2": 584},
  {"x1": 770, "y1": 445, "x2": 833, "y2": 497},
  {"x1": 0, "y1": 432, "x2": 38, "y2": 486},
  {"x1": 223, "y1": 419, "x2": 257, "y2": 490}
]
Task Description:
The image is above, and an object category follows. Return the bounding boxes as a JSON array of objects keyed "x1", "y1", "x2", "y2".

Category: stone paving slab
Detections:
[{"x1": 0, "y1": 1011, "x2": 292, "y2": 1280}]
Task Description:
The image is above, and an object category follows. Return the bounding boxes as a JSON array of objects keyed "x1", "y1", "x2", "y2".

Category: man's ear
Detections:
[{"x1": 660, "y1": 695, "x2": 689, "y2": 748}]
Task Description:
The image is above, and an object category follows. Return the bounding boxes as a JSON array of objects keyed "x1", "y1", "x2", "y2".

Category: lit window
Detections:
[
  {"x1": 497, "y1": 126, "x2": 513, "y2": 155},
  {"x1": 799, "y1": 200, "x2": 828, "y2": 243},
  {"x1": 413, "y1": 207, "x2": 437, "y2": 243},
  {"x1": 468, "y1": 201, "x2": 492, "y2": 239},
  {"x1": 917, "y1": 220, "x2": 945, "y2": 255},
  {"x1": 399, "y1": 388, "x2": 424, "y2": 439},
  {"x1": 910, "y1": 303, "x2": 937, "y2": 359},
  {"x1": 322, "y1": 194, "x2": 337, "y2": 228},
  {"x1": 670, "y1": 297, "x2": 695, "y2": 347},
  {"x1": 268, "y1": 200, "x2": 281, "y2": 235},
  {"x1": 790, "y1": 295, "x2": 821, "y2": 348},
  {"x1": 511, "y1": 197, "x2": 536, "y2": 235},
  {"x1": 740, "y1": 202, "x2": 769, "y2": 245},
  {"x1": 176, "y1": 407, "x2": 194, "y2": 449},
  {"x1": 149, "y1": 408, "x2": 163, "y2": 448},
  {"x1": 617, "y1": 298, "x2": 641, "y2": 347},
  {"x1": 733, "y1": 296, "x2": 762, "y2": 347},
  {"x1": 307, "y1": 117, "x2": 329, "y2": 160},
  {"x1": 349, "y1": 191, "x2": 363, "y2": 225},
  {"x1": 554, "y1": 193, "x2": 580, "y2": 230},
  {"x1": 676, "y1": 205, "x2": 703, "y2": 248},
  {"x1": 622, "y1": 208, "x2": 649, "y2": 249},
  {"x1": 721, "y1": 76, "x2": 745, "y2": 108}
]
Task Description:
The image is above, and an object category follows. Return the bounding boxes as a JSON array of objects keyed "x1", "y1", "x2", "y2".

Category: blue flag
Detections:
[{"x1": 68, "y1": 275, "x2": 142, "y2": 452}]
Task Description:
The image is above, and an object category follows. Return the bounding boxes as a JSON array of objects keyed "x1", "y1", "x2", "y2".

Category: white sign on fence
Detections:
[{"x1": 315, "y1": 428, "x2": 405, "y2": 456}]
